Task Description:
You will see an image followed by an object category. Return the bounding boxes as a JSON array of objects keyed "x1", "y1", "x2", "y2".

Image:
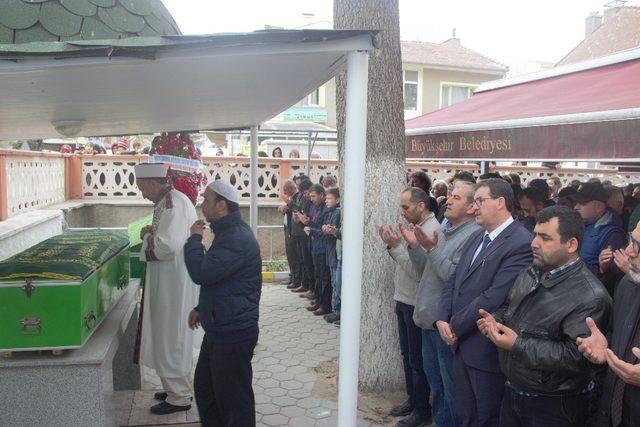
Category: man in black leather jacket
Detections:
[{"x1": 478, "y1": 205, "x2": 612, "y2": 426}]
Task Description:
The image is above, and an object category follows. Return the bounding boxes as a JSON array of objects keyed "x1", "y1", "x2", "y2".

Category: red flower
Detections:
[{"x1": 154, "y1": 133, "x2": 202, "y2": 205}]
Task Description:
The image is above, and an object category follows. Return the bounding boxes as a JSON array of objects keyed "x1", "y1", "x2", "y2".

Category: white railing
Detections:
[
  {"x1": 81, "y1": 156, "x2": 341, "y2": 201},
  {"x1": 492, "y1": 166, "x2": 640, "y2": 187},
  {"x1": 3, "y1": 151, "x2": 640, "y2": 221},
  {"x1": 82, "y1": 155, "x2": 146, "y2": 198},
  {"x1": 4, "y1": 152, "x2": 66, "y2": 217},
  {"x1": 201, "y1": 157, "x2": 334, "y2": 201},
  {"x1": 44, "y1": 156, "x2": 640, "y2": 202}
]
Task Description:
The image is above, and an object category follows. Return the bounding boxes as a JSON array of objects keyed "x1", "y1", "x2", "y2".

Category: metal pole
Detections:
[
  {"x1": 306, "y1": 131, "x2": 312, "y2": 175},
  {"x1": 480, "y1": 160, "x2": 489, "y2": 175},
  {"x1": 337, "y1": 50, "x2": 369, "y2": 427},
  {"x1": 250, "y1": 125, "x2": 259, "y2": 235}
]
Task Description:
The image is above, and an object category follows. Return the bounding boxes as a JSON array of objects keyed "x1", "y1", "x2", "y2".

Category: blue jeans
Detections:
[
  {"x1": 330, "y1": 261, "x2": 341, "y2": 315},
  {"x1": 422, "y1": 329, "x2": 457, "y2": 427},
  {"x1": 396, "y1": 302, "x2": 431, "y2": 416},
  {"x1": 436, "y1": 333, "x2": 457, "y2": 424}
]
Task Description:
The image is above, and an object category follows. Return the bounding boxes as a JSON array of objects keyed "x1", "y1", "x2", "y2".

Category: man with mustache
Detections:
[
  {"x1": 380, "y1": 187, "x2": 440, "y2": 427},
  {"x1": 402, "y1": 181, "x2": 480, "y2": 427},
  {"x1": 478, "y1": 206, "x2": 611, "y2": 426},
  {"x1": 577, "y1": 221, "x2": 640, "y2": 426}
]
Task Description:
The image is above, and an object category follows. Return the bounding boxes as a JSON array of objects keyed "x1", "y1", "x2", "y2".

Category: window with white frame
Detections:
[
  {"x1": 403, "y1": 70, "x2": 419, "y2": 111},
  {"x1": 296, "y1": 88, "x2": 321, "y2": 107},
  {"x1": 441, "y1": 84, "x2": 476, "y2": 108}
]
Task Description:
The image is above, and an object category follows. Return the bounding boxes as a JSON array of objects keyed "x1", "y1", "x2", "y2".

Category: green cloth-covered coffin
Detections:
[
  {"x1": 128, "y1": 215, "x2": 152, "y2": 279},
  {"x1": 0, "y1": 229, "x2": 129, "y2": 352}
]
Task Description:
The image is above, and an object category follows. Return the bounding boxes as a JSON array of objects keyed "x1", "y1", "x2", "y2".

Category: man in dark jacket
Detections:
[
  {"x1": 302, "y1": 184, "x2": 331, "y2": 315},
  {"x1": 577, "y1": 221, "x2": 640, "y2": 426},
  {"x1": 278, "y1": 179, "x2": 298, "y2": 287},
  {"x1": 478, "y1": 206, "x2": 612, "y2": 426},
  {"x1": 322, "y1": 188, "x2": 341, "y2": 323},
  {"x1": 290, "y1": 179, "x2": 315, "y2": 295},
  {"x1": 571, "y1": 182, "x2": 626, "y2": 294},
  {"x1": 183, "y1": 180, "x2": 262, "y2": 427},
  {"x1": 436, "y1": 178, "x2": 532, "y2": 427}
]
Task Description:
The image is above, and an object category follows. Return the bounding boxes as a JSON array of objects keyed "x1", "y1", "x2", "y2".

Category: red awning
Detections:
[{"x1": 405, "y1": 52, "x2": 640, "y2": 160}]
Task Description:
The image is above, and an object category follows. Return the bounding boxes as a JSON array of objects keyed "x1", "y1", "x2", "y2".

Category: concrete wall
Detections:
[
  {"x1": 421, "y1": 68, "x2": 502, "y2": 114},
  {"x1": 63, "y1": 204, "x2": 287, "y2": 261},
  {"x1": 64, "y1": 204, "x2": 153, "y2": 228}
]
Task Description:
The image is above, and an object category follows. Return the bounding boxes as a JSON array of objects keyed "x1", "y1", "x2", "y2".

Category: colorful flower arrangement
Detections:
[{"x1": 151, "y1": 132, "x2": 205, "y2": 205}]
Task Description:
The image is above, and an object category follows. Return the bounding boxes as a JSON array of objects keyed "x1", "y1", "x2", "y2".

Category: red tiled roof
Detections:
[
  {"x1": 558, "y1": 6, "x2": 640, "y2": 65},
  {"x1": 401, "y1": 38, "x2": 507, "y2": 73}
]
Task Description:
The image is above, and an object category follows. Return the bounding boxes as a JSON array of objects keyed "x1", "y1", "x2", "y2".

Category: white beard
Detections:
[{"x1": 628, "y1": 268, "x2": 640, "y2": 284}]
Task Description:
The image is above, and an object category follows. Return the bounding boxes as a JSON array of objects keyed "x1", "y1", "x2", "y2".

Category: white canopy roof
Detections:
[{"x1": 0, "y1": 30, "x2": 374, "y2": 140}]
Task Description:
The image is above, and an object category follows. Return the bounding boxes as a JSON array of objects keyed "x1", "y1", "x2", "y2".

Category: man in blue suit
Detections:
[{"x1": 436, "y1": 178, "x2": 532, "y2": 426}]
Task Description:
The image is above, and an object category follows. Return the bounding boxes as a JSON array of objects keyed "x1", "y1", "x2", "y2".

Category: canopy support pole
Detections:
[
  {"x1": 307, "y1": 131, "x2": 312, "y2": 175},
  {"x1": 250, "y1": 125, "x2": 259, "y2": 235},
  {"x1": 337, "y1": 50, "x2": 369, "y2": 427},
  {"x1": 480, "y1": 161, "x2": 489, "y2": 175}
]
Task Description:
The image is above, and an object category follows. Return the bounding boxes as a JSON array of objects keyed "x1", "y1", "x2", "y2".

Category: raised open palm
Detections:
[{"x1": 576, "y1": 317, "x2": 608, "y2": 364}]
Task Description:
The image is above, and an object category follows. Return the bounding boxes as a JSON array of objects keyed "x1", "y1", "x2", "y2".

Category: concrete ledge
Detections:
[
  {"x1": 48, "y1": 199, "x2": 153, "y2": 210},
  {"x1": 0, "y1": 209, "x2": 63, "y2": 240},
  {"x1": 0, "y1": 210, "x2": 64, "y2": 259}
]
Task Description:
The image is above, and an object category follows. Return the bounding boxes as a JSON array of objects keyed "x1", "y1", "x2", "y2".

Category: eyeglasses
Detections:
[
  {"x1": 473, "y1": 196, "x2": 498, "y2": 207},
  {"x1": 629, "y1": 232, "x2": 640, "y2": 253}
]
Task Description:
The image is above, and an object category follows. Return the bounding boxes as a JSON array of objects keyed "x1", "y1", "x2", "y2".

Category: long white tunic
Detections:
[{"x1": 140, "y1": 188, "x2": 198, "y2": 378}]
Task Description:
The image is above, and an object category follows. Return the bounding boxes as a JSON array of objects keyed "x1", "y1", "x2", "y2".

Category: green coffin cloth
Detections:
[
  {"x1": 0, "y1": 229, "x2": 129, "y2": 281},
  {"x1": 128, "y1": 214, "x2": 153, "y2": 248}
]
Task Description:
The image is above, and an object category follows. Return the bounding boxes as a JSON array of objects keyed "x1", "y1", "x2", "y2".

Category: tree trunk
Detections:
[{"x1": 335, "y1": 0, "x2": 407, "y2": 392}]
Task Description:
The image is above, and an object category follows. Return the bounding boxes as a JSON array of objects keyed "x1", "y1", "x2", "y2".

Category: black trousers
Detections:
[
  {"x1": 312, "y1": 252, "x2": 331, "y2": 311},
  {"x1": 283, "y1": 228, "x2": 298, "y2": 284},
  {"x1": 395, "y1": 301, "x2": 431, "y2": 416},
  {"x1": 194, "y1": 334, "x2": 258, "y2": 427},
  {"x1": 292, "y1": 234, "x2": 314, "y2": 290},
  {"x1": 500, "y1": 385, "x2": 588, "y2": 427}
]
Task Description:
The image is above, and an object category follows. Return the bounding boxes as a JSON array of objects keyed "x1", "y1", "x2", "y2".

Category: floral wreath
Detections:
[{"x1": 151, "y1": 132, "x2": 206, "y2": 205}]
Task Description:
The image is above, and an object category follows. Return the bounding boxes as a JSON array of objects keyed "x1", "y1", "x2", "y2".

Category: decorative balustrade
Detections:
[
  {"x1": 82, "y1": 155, "x2": 146, "y2": 199},
  {"x1": 74, "y1": 156, "x2": 640, "y2": 201},
  {"x1": 0, "y1": 150, "x2": 66, "y2": 219},
  {"x1": 80, "y1": 155, "x2": 340, "y2": 202},
  {"x1": 491, "y1": 166, "x2": 640, "y2": 187},
  {"x1": 2, "y1": 150, "x2": 640, "y2": 221}
]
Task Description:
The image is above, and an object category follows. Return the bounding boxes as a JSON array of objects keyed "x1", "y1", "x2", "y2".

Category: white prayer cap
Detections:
[
  {"x1": 134, "y1": 163, "x2": 169, "y2": 179},
  {"x1": 207, "y1": 180, "x2": 240, "y2": 203}
]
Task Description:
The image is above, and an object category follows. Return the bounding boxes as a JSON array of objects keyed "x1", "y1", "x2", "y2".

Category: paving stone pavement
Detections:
[{"x1": 119, "y1": 282, "x2": 377, "y2": 426}]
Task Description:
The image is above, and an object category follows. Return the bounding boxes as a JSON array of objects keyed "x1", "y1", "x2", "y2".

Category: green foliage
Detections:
[{"x1": 262, "y1": 257, "x2": 289, "y2": 272}]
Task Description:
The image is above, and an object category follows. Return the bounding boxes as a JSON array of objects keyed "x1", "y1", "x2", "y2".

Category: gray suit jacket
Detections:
[{"x1": 409, "y1": 218, "x2": 481, "y2": 330}]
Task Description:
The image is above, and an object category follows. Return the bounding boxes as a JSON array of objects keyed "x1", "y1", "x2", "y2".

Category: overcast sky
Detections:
[{"x1": 163, "y1": 0, "x2": 638, "y2": 66}]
